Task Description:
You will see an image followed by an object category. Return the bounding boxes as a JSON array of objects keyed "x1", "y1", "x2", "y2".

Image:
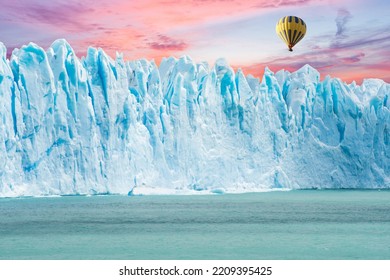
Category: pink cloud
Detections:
[
  {"x1": 126, "y1": 0, "x2": 323, "y2": 30},
  {"x1": 1, "y1": 0, "x2": 388, "y2": 84},
  {"x1": 340, "y1": 52, "x2": 365, "y2": 63},
  {"x1": 3, "y1": 1, "x2": 97, "y2": 31},
  {"x1": 2, "y1": 0, "x2": 323, "y2": 37},
  {"x1": 148, "y1": 35, "x2": 188, "y2": 51},
  {"x1": 1, "y1": 0, "x2": 328, "y2": 63}
]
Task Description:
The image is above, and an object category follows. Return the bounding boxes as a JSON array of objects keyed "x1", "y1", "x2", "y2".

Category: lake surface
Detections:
[{"x1": 0, "y1": 190, "x2": 390, "y2": 259}]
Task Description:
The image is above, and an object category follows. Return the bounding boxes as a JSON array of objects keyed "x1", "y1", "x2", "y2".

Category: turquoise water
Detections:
[{"x1": 0, "y1": 190, "x2": 390, "y2": 259}]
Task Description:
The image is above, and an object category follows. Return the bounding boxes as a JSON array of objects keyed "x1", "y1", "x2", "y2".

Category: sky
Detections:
[{"x1": 1, "y1": 0, "x2": 389, "y2": 83}]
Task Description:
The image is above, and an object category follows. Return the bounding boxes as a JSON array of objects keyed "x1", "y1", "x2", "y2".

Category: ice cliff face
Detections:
[{"x1": 0, "y1": 40, "x2": 389, "y2": 197}]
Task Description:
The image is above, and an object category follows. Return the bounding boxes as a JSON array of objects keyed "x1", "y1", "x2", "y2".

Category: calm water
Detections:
[{"x1": 0, "y1": 190, "x2": 389, "y2": 259}]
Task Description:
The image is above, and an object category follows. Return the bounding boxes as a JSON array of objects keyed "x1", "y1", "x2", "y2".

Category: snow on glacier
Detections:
[{"x1": 0, "y1": 39, "x2": 388, "y2": 197}]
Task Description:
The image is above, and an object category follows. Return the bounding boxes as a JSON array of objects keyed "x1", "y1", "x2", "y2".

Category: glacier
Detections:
[{"x1": 0, "y1": 39, "x2": 389, "y2": 197}]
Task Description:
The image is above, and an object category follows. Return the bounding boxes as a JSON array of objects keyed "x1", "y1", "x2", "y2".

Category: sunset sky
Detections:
[{"x1": 1, "y1": 0, "x2": 389, "y2": 83}]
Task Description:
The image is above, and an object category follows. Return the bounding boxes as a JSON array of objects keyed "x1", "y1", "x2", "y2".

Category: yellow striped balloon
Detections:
[{"x1": 276, "y1": 16, "x2": 306, "y2": 51}]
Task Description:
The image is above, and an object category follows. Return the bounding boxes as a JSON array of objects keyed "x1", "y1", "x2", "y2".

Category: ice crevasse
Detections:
[{"x1": 0, "y1": 39, "x2": 388, "y2": 197}]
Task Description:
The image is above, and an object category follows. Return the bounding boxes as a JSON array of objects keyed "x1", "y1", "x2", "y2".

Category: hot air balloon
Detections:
[{"x1": 276, "y1": 16, "x2": 306, "y2": 51}]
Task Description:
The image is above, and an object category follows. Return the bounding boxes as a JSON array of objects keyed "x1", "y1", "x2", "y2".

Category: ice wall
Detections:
[{"x1": 0, "y1": 40, "x2": 388, "y2": 196}]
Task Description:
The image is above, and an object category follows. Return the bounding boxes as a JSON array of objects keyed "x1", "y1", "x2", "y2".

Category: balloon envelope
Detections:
[{"x1": 276, "y1": 16, "x2": 306, "y2": 51}]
